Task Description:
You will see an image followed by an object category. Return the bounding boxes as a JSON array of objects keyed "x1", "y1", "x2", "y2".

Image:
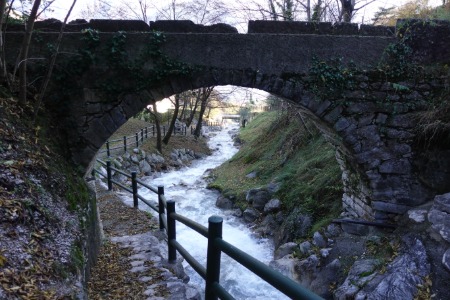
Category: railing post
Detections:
[
  {"x1": 184, "y1": 126, "x2": 187, "y2": 136},
  {"x1": 135, "y1": 132, "x2": 139, "y2": 147},
  {"x1": 106, "y1": 141, "x2": 110, "y2": 157},
  {"x1": 158, "y1": 186, "x2": 165, "y2": 231},
  {"x1": 166, "y1": 200, "x2": 177, "y2": 263},
  {"x1": 141, "y1": 129, "x2": 144, "y2": 142},
  {"x1": 131, "y1": 171, "x2": 138, "y2": 208},
  {"x1": 145, "y1": 127, "x2": 148, "y2": 139},
  {"x1": 205, "y1": 216, "x2": 223, "y2": 300},
  {"x1": 106, "y1": 161, "x2": 112, "y2": 191},
  {"x1": 163, "y1": 125, "x2": 166, "y2": 136},
  {"x1": 123, "y1": 136, "x2": 127, "y2": 152},
  {"x1": 152, "y1": 125, "x2": 155, "y2": 136}
]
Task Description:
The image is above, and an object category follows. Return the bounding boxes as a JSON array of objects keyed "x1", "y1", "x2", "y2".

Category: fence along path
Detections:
[
  {"x1": 98, "y1": 121, "x2": 222, "y2": 157},
  {"x1": 92, "y1": 159, "x2": 323, "y2": 300}
]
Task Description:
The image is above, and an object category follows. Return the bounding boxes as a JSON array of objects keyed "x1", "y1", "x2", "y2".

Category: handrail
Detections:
[
  {"x1": 171, "y1": 239, "x2": 207, "y2": 279},
  {"x1": 92, "y1": 159, "x2": 322, "y2": 300},
  {"x1": 136, "y1": 178, "x2": 158, "y2": 194},
  {"x1": 172, "y1": 212, "x2": 208, "y2": 238},
  {"x1": 216, "y1": 238, "x2": 323, "y2": 300}
]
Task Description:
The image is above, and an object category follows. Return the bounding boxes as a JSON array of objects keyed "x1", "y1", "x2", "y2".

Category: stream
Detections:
[{"x1": 124, "y1": 124, "x2": 288, "y2": 299}]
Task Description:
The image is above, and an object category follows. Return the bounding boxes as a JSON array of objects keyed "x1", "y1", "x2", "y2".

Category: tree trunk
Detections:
[
  {"x1": 186, "y1": 91, "x2": 201, "y2": 127},
  {"x1": 194, "y1": 87, "x2": 213, "y2": 137},
  {"x1": 179, "y1": 94, "x2": 187, "y2": 122},
  {"x1": 163, "y1": 94, "x2": 180, "y2": 145},
  {"x1": 341, "y1": 0, "x2": 354, "y2": 22},
  {"x1": 149, "y1": 104, "x2": 162, "y2": 153},
  {"x1": 0, "y1": 0, "x2": 7, "y2": 80},
  {"x1": 18, "y1": 0, "x2": 41, "y2": 105},
  {"x1": 34, "y1": 0, "x2": 77, "y2": 122}
]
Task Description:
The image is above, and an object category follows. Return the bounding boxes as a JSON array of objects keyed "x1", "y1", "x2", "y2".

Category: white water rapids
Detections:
[{"x1": 122, "y1": 124, "x2": 288, "y2": 299}]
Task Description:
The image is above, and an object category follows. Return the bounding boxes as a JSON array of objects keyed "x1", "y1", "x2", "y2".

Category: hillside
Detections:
[
  {"x1": 209, "y1": 110, "x2": 342, "y2": 234},
  {"x1": 0, "y1": 97, "x2": 89, "y2": 298}
]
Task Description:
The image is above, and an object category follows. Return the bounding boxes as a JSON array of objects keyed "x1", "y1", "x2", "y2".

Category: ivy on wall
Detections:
[{"x1": 47, "y1": 29, "x2": 193, "y2": 100}]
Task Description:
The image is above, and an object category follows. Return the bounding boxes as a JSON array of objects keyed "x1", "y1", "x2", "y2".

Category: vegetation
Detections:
[
  {"x1": 373, "y1": 0, "x2": 450, "y2": 25},
  {"x1": 209, "y1": 108, "x2": 342, "y2": 233}
]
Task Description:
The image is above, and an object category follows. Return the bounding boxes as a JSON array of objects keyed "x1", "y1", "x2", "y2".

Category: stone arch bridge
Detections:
[{"x1": 5, "y1": 19, "x2": 450, "y2": 221}]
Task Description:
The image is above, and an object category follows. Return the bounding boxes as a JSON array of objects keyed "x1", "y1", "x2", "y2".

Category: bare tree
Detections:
[
  {"x1": 148, "y1": 103, "x2": 162, "y2": 153},
  {"x1": 163, "y1": 94, "x2": 180, "y2": 144},
  {"x1": 18, "y1": 0, "x2": 41, "y2": 104},
  {"x1": 34, "y1": 0, "x2": 77, "y2": 122},
  {"x1": 0, "y1": 0, "x2": 8, "y2": 81},
  {"x1": 193, "y1": 86, "x2": 214, "y2": 137}
]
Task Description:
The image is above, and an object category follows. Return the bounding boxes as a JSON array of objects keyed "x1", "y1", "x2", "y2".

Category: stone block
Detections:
[
  {"x1": 248, "y1": 20, "x2": 333, "y2": 34},
  {"x1": 359, "y1": 24, "x2": 395, "y2": 36},
  {"x1": 89, "y1": 19, "x2": 150, "y2": 32},
  {"x1": 323, "y1": 106, "x2": 343, "y2": 123},
  {"x1": 433, "y1": 193, "x2": 450, "y2": 214},
  {"x1": 333, "y1": 22, "x2": 359, "y2": 35},
  {"x1": 334, "y1": 117, "x2": 352, "y2": 132},
  {"x1": 379, "y1": 158, "x2": 411, "y2": 174},
  {"x1": 150, "y1": 20, "x2": 237, "y2": 33},
  {"x1": 372, "y1": 201, "x2": 411, "y2": 214},
  {"x1": 443, "y1": 248, "x2": 450, "y2": 273}
]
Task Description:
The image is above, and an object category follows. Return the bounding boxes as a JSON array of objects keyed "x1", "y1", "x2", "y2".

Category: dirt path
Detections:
[{"x1": 88, "y1": 183, "x2": 167, "y2": 300}]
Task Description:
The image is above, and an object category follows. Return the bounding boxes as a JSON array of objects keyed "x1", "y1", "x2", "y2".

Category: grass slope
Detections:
[{"x1": 209, "y1": 111, "x2": 342, "y2": 233}]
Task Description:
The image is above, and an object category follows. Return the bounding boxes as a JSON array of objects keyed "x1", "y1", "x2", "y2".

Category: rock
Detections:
[
  {"x1": 320, "y1": 248, "x2": 332, "y2": 258},
  {"x1": 309, "y1": 259, "x2": 342, "y2": 299},
  {"x1": 428, "y1": 196, "x2": 450, "y2": 243},
  {"x1": 133, "y1": 148, "x2": 139, "y2": 154},
  {"x1": 312, "y1": 231, "x2": 327, "y2": 248},
  {"x1": 170, "y1": 151, "x2": 179, "y2": 161},
  {"x1": 246, "y1": 188, "x2": 271, "y2": 211},
  {"x1": 275, "y1": 211, "x2": 284, "y2": 224},
  {"x1": 269, "y1": 257, "x2": 297, "y2": 279},
  {"x1": 256, "y1": 215, "x2": 278, "y2": 237},
  {"x1": 215, "y1": 196, "x2": 234, "y2": 210},
  {"x1": 194, "y1": 153, "x2": 207, "y2": 159},
  {"x1": 334, "y1": 259, "x2": 381, "y2": 300},
  {"x1": 408, "y1": 209, "x2": 428, "y2": 223},
  {"x1": 243, "y1": 208, "x2": 260, "y2": 223},
  {"x1": 351, "y1": 235, "x2": 430, "y2": 300},
  {"x1": 443, "y1": 248, "x2": 450, "y2": 273},
  {"x1": 341, "y1": 222, "x2": 370, "y2": 236},
  {"x1": 267, "y1": 181, "x2": 281, "y2": 194},
  {"x1": 112, "y1": 158, "x2": 122, "y2": 169},
  {"x1": 275, "y1": 209, "x2": 312, "y2": 248},
  {"x1": 434, "y1": 192, "x2": 450, "y2": 214},
  {"x1": 233, "y1": 209, "x2": 243, "y2": 217},
  {"x1": 130, "y1": 154, "x2": 140, "y2": 164},
  {"x1": 299, "y1": 241, "x2": 312, "y2": 255},
  {"x1": 294, "y1": 255, "x2": 320, "y2": 287},
  {"x1": 264, "y1": 198, "x2": 281, "y2": 213},
  {"x1": 275, "y1": 242, "x2": 298, "y2": 259},
  {"x1": 325, "y1": 223, "x2": 342, "y2": 238},
  {"x1": 246, "y1": 171, "x2": 258, "y2": 178},
  {"x1": 139, "y1": 160, "x2": 152, "y2": 175}
]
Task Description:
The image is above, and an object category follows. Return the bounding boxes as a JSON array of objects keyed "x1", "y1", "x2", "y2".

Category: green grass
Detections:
[{"x1": 209, "y1": 110, "x2": 342, "y2": 232}]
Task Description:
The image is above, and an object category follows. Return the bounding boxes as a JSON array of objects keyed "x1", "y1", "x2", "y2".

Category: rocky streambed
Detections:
[
  {"x1": 99, "y1": 126, "x2": 450, "y2": 299},
  {"x1": 217, "y1": 181, "x2": 450, "y2": 299}
]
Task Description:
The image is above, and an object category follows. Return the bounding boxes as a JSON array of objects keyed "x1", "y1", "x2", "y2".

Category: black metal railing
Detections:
[
  {"x1": 99, "y1": 125, "x2": 189, "y2": 156},
  {"x1": 100, "y1": 122, "x2": 225, "y2": 156},
  {"x1": 91, "y1": 160, "x2": 323, "y2": 300}
]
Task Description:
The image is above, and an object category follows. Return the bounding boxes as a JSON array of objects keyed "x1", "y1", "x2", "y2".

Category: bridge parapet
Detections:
[{"x1": 248, "y1": 20, "x2": 395, "y2": 36}]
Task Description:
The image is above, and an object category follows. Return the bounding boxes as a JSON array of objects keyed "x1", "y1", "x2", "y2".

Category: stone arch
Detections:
[{"x1": 76, "y1": 67, "x2": 432, "y2": 221}]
